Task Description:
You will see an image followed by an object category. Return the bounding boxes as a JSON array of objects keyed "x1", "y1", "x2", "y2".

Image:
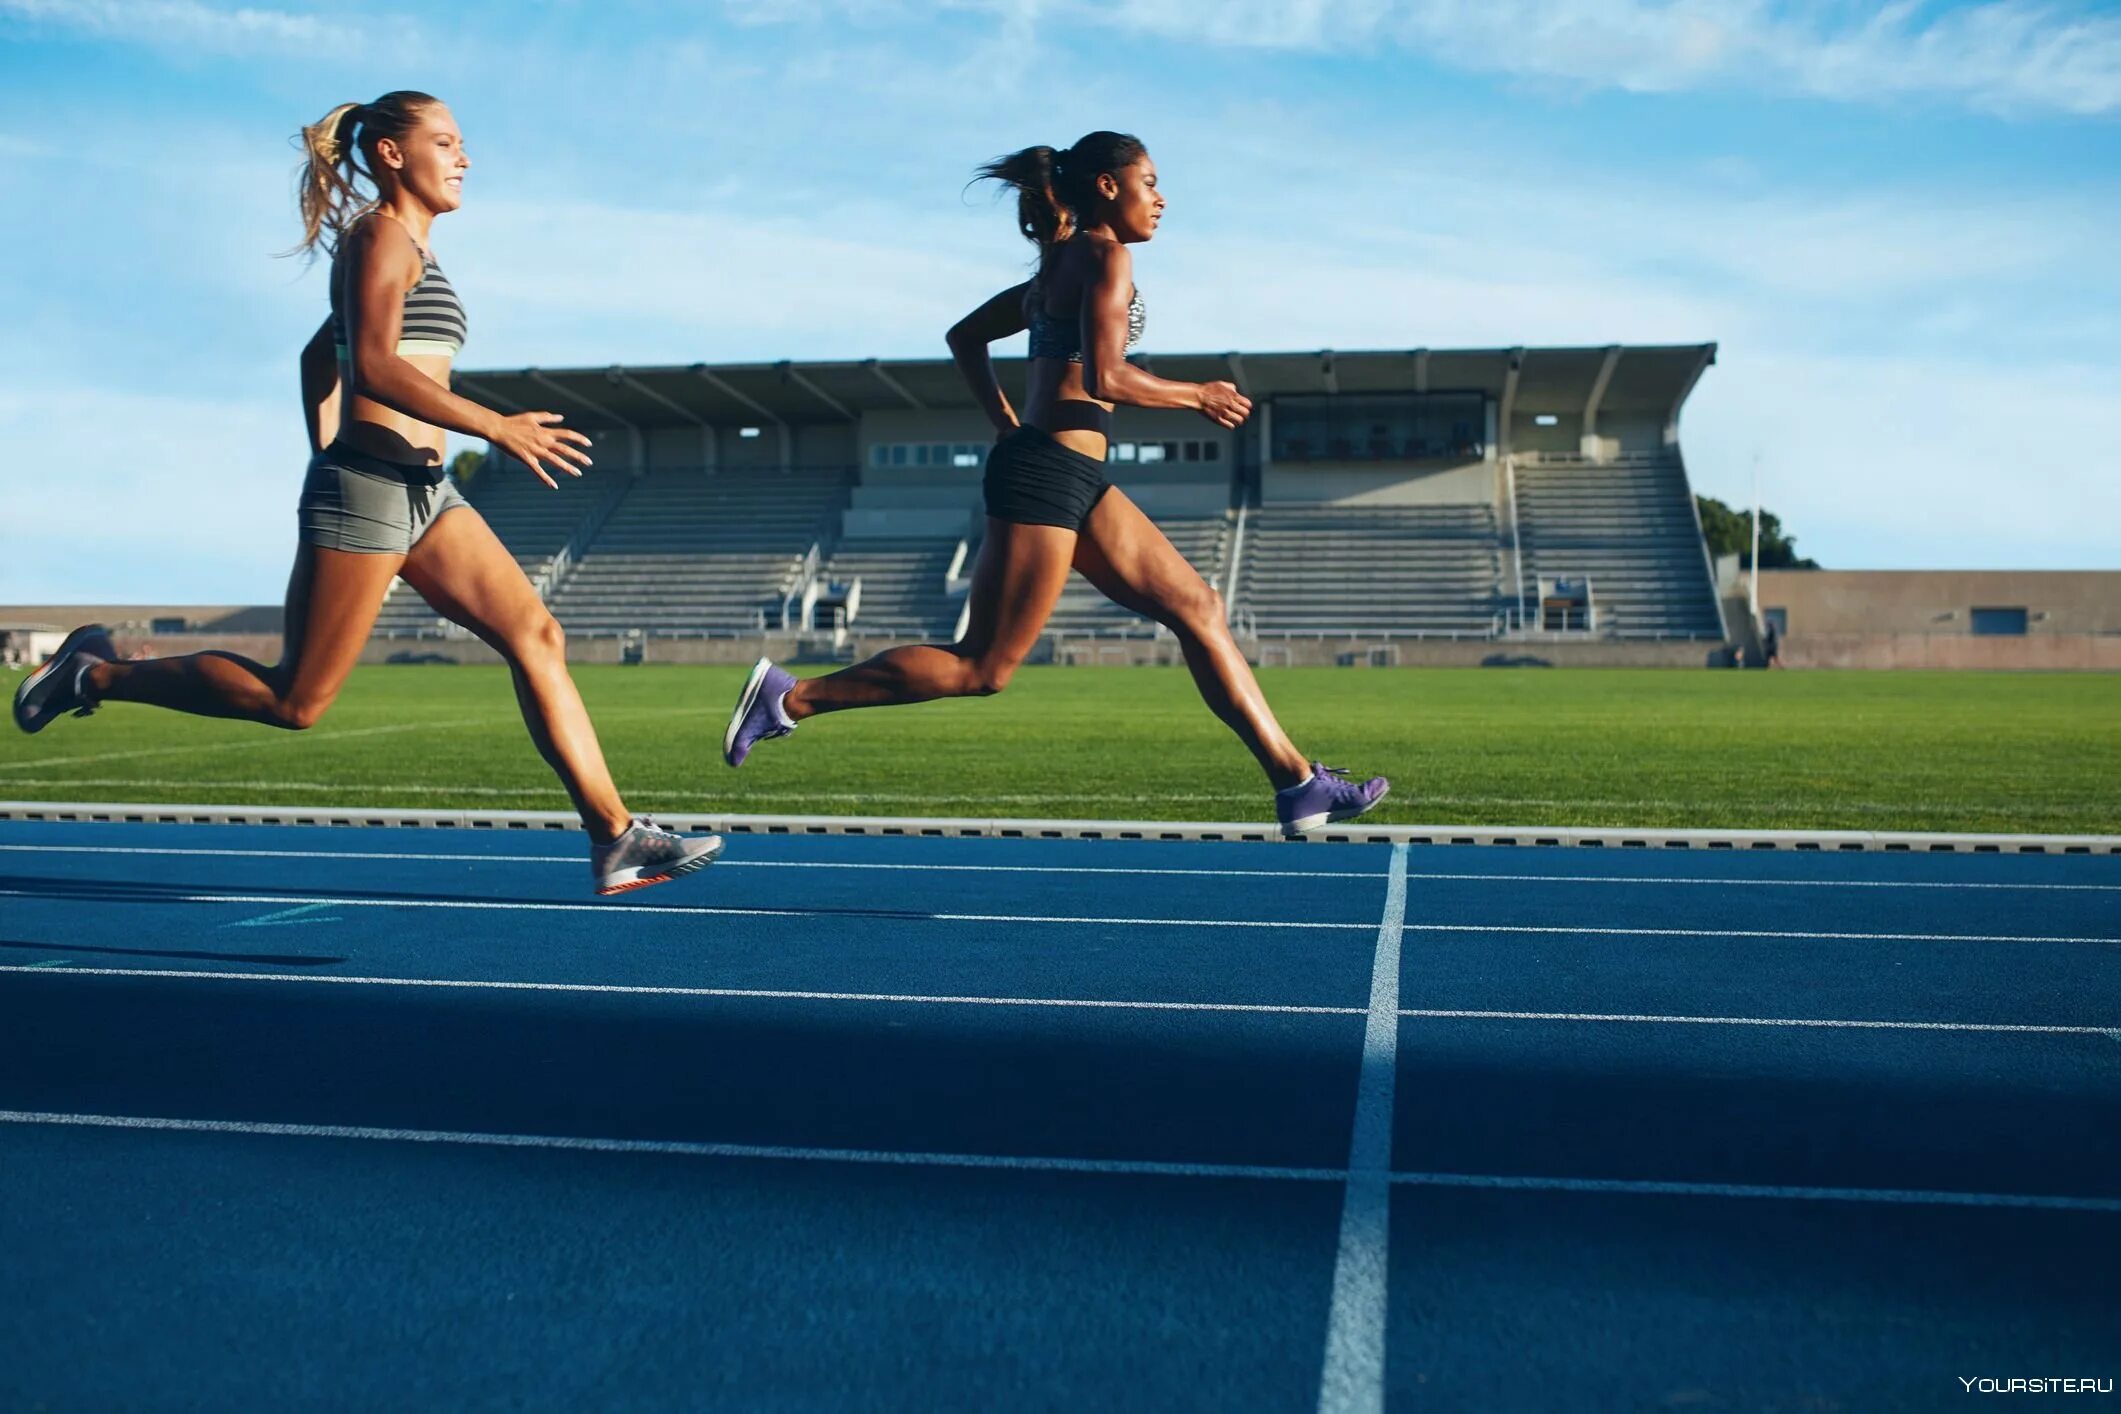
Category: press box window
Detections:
[{"x1": 1970, "y1": 607, "x2": 2028, "y2": 636}]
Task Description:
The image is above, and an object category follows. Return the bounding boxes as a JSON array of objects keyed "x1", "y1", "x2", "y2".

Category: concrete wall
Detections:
[
  {"x1": 1261, "y1": 459, "x2": 1492, "y2": 507},
  {"x1": 1783, "y1": 633, "x2": 2121, "y2": 671},
  {"x1": 1759, "y1": 570, "x2": 2121, "y2": 636},
  {"x1": 1508, "y1": 413, "x2": 1582, "y2": 455}
]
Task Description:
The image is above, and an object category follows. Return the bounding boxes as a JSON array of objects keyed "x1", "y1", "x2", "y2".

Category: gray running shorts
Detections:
[{"x1": 298, "y1": 441, "x2": 468, "y2": 554}]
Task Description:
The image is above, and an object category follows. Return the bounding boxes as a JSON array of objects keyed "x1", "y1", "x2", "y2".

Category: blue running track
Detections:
[{"x1": 1, "y1": 819, "x2": 2116, "y2": 1411}]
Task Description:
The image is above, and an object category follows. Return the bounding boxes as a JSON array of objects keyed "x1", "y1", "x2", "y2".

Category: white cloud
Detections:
[
  {"x1": 854, "y1": 0, "x2": 2121, "y2": 117},
  {"x1": 0, "y1": 0, "x2": 360, "y2": 54}
]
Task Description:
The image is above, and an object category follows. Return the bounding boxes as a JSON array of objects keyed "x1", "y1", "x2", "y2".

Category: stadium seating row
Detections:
[{"x1": 373, "y1": 449, "x2": 1723, "y2": 643}]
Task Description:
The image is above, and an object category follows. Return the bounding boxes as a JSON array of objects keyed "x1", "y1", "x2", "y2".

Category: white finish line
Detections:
[{"x1": 1317, "y1": 841, "x2": 1410, "y2": 1414}]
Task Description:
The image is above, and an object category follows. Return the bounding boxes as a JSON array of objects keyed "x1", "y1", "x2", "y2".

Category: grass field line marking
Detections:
[
  {"x1": 1397, "y1": 1008, "x2": 2116, "y2": 1036},
  {"x1": 6, "y1": 1111, "x2": 2114, "y2": 1214},
  {"x1": 1317, "y1": 841, "x2": 1408, "y2": 1414},
  {"x1": 2, "y1": 843, "x2": 2113, "y2": 892},
  {"x1": 0, "y1": 887, "x2": 1370, "y2": 929},
  {"x1": 0, "y1": 963, "x2": 1362, "y2": 1016},
  {"x1": 0, "y1": 719, "x2": 514, "y2": 774},
  {"x1": 0, "y1": 844, "x2": 1377, "y2": 881}
]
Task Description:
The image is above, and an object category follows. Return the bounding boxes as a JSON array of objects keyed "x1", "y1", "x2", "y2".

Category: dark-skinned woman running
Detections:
[
  {"x1": 13, "y1": 91, "x2": 721, "y2": 893},
  {"x1": 724, "y1": 131, "x2": 1387, "y2": 836}
]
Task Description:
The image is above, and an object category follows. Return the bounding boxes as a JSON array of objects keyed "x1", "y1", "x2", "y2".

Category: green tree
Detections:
[
  {"x1": 1696, "y1": 494, "x2": 1820, "y2": 569},
  {"x1": 448, "y1": 447, "x2": 487, "y2": 485}
]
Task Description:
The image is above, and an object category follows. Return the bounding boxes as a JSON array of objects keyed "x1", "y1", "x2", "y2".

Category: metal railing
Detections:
[
  {"x1": 779, "y1": 542, "x2": 822, "y2": 630},
  {"x1": 1222, "y1": 502, "x2": 1250, "y2": 625}
]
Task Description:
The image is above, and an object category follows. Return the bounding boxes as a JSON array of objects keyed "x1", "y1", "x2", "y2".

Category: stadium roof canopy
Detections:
[{"x1": 454, "y1": 344, "x2": 1715, "y2": 432}]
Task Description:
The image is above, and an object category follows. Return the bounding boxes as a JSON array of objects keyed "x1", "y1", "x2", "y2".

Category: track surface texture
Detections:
[{"x1": 2, "y1": 819, "x2": 2116, "y2": 1411}]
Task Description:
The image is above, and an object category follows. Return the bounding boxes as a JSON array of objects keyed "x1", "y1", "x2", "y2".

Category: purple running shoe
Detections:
[
  {"x1": 1275, "y1": 763, "x2": 1390, "y2": 838},
  {"x1": 723, "y1": 656, "x2": 797, "y2": 767},
  {"x1": 13, "y1": 624, "x2": 115, "y2": 734}
]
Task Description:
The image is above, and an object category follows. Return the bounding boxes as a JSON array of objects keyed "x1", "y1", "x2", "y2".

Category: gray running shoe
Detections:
[
  {"x1": 591, "y1": 816, "x2": 724, "y2": 896},
  {"x1": 13, "y1": 624, "x2": 115, "y2": 734}
]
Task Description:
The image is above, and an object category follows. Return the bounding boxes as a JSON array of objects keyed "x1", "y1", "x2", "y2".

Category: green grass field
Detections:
[{"x1": 4, "y1": 664, "x2": 2118, "y2": 834}]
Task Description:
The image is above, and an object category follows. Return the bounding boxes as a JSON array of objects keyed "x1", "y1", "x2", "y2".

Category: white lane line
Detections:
[
  {"x1": 1404, "y1": 872, "x2": 2121, "y2": 894},
  {"x1": 0, "y1": 1110, "x2": 1343, "y2": 1183},
  {"x1": 1398, "y1": 1009, "x2": 2118, "y2": 1037},
  {"x1": 0, "y1": 844, "x2": 1377, "y2": 881},
  {"x1": 0, "y1": 888, "x2": 1370, "y2": 930},
  {"x1": 0, "y1": 885, "x2": 2109, "y2": 943},
  {"x1": 1400, "y1": 923, "x2": 2121, "y2": 945},
  {"x1": 1316, "y1": 840, "x2": 1409, "y2": 1414},
  {"x1": 1385, "y1": 1171, "x2": 2121, "y2": 1212},
  {"x1": 0, "y1": 966, "x2": 2106, "y2": 1038},
  {"x1": 2, "y1": 1110, "x2": 2116, "y2": 1213},
  {"x1": 4, "y1": 842, "x2": 2117, "y2": 891},
  {"x1": 0, "y1": 964, "x2": 1362, "y2": 1016}
]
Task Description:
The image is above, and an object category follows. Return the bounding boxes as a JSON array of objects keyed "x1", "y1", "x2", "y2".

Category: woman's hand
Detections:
[
  {"x1": 1197, "y1": 381, "x2": 1253, "y2": 429},
  {"x1": 490, "y1": 411, "x2": 593, "y2": 489}
]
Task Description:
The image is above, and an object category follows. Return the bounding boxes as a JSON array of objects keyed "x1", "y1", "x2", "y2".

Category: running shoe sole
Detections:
[
  {"x1": 723, "y1": 656, "x2": 777, "y2": 767},
  {"x1": 1282, "y1": 783, "x2": 1392, "y2": 839},
  {"x1": 595, "y1": 835, "x2": 725, "y2": 896},
  {"x1": 13, "y1": 624, "x2": 111, "y2": 735}
]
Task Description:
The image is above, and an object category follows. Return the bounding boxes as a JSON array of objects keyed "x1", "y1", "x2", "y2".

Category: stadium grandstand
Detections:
[{"x1": 379, "y1": 345, "x2": 1726, "y2": 662}]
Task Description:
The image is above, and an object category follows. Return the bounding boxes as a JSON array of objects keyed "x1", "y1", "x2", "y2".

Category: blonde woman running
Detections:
[{"x1": 13, "y1": 92, "x2": 720, "y2": 894}]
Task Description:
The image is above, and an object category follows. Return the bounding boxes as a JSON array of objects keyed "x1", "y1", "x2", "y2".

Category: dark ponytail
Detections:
[{"x1": 976, "y1": 130, "x2": 1146, "y2": 261}]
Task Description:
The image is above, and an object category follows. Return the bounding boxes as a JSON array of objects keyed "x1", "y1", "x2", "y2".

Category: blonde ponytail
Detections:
[{"x1": 286, "y1": 90, "x2": 441, "y2": 260}]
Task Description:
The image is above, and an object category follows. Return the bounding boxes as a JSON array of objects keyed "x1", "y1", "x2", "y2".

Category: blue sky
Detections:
[{"x1": 1, "y1": 0, "x2": 2116, "y2": 602}]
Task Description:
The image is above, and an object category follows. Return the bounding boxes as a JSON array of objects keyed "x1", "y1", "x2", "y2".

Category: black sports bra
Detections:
[{"x1": 1027, "y1": 282, "x2": 1145, "y2": 363}]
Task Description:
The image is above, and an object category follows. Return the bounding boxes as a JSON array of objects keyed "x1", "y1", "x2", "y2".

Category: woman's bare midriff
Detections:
[
  {"x1": 1023, "y1": 357, "x2": 1111, "y2": 461},
  {"x1": 338, "y1": 352, "x2": 453, "y2": 465}
]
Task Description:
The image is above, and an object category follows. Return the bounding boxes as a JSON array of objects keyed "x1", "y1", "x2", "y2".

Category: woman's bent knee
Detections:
[
  {"x1": 1166, "y1": 586, "x2": 1226, "y2": 637},
  {"x1": 505, "y1": 613, "x2": 567, "y2": 665},
  {"x1": 959, "y1": 654, "x2": 1018, "y2": 697},
  {"x1": 271, "y1": 696, "x2": 330, "y2": 731}
]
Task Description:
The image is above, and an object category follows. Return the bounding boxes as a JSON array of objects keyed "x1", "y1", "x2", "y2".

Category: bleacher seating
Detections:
[
  {"x1": 368, "y1": 450, "x2": 1725, "y2": 647},
  {"x1": 371, "y1": 462, "x2": 614, "y2": 635},
  {"x1": 1512, "y1": 454, "x2": 1722, "y2": 638},
  {"x1": 1234, "y1": 504, "x2": 1503, "y2": 636},
  {"x1": 547, "y1": 467, "x2": 851, "y2": 634},
  {"x1": 822, "y1": 537, "x2": 963, "y2": 638}
]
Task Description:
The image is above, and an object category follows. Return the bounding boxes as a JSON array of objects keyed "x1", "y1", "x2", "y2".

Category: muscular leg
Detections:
[
  {"x1": 784, "y1": 518, "x2": 1076, "y2": 720},
  {"x1": 1072, "y1": 488, "x2": 1311, "y2": 789},
  {"x1": 85, "y1": 543, "x2": 402, "y2": 729},
  {"x1": 399, "y1": 507, "x2": 632, "y2": 844}
]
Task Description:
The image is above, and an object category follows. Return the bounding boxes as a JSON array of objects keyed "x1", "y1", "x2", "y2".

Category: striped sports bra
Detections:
[
  {"x1": 333, "y1": 236, "x2": 468, "y2": 366},
  {"x1": 1027, "y1": 282, "x2": 1145, "y2": 363}
]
